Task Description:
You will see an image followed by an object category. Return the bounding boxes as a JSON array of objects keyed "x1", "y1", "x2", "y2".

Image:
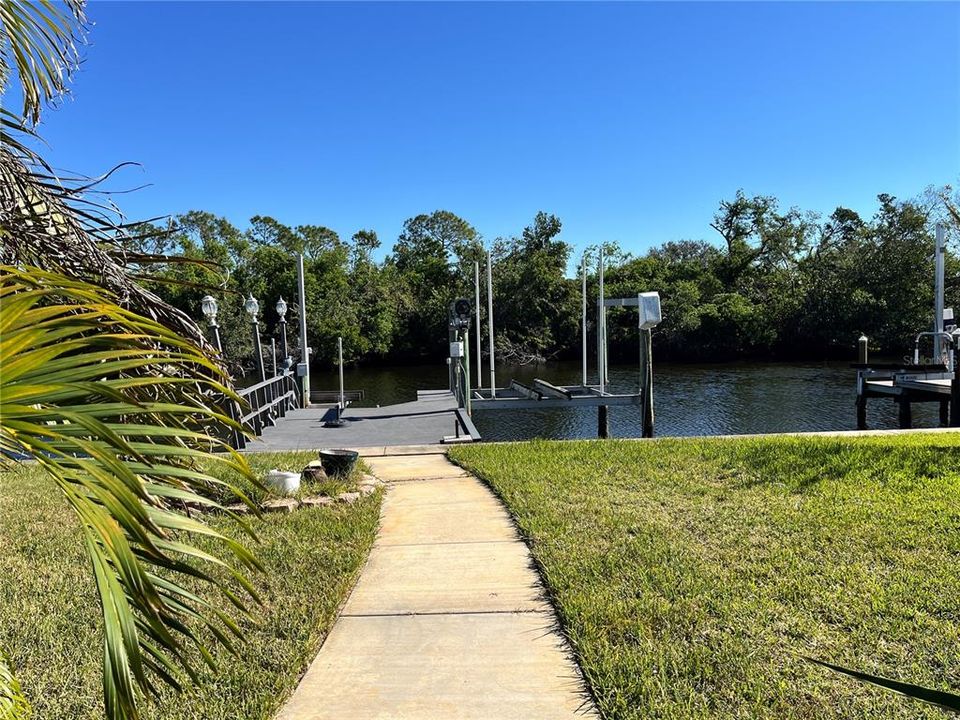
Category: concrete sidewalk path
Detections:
[{"x1": 274, "y1": 452, "x2": 598, "y2": 720}]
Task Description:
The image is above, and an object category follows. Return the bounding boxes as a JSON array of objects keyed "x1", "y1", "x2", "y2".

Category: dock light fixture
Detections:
[
  {"x1": 200, "y1": 295, "x2": 223, "y2": 353},
  {"x1": 276, "y1": 296, "x2": 289, "y2": 363},
  {"x1": 245, "y1": 295, "x2": 267, "y2": 382},
  {"x1": 201, "y1": 295, "x2": 218, "y2": 324},
  {"x1": 244, "y1": 294, "x2": 260, "y2": 319}
]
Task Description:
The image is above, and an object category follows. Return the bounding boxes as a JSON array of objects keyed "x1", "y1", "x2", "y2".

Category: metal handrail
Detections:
[
  {"x1": 913, "y1": 331, "x2": 959, "y2": 370},
  {"x1": 232, "y1": 371, "x2": 300, "y2": 448}
]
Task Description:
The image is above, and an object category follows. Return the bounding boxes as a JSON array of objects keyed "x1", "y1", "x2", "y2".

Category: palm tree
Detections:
[{"x1": 1, "y1": 2, "x2": 263, "y2": 718}]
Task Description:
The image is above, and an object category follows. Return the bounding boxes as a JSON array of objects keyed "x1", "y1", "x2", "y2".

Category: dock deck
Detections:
[{"x1": 245, "y1": 390, "x2": 467, "y2": 451}]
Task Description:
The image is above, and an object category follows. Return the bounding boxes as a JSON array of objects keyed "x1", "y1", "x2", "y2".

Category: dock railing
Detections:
[{"x1": 233, "y1": 370, "x2": 301, "y2": 448}]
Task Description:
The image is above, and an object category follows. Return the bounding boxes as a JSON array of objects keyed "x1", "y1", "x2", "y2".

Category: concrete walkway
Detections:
[{"x1": 274, "y1": 452, "x2": 598, "y2": 720}]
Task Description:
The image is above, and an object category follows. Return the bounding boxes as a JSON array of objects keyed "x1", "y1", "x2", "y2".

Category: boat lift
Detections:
[
  {"x1": 449, "y1": 249, "x2": 662, "y2": 438},
  {"x1": 854, "y1": 223, "x2": 960, "y2": 428}
]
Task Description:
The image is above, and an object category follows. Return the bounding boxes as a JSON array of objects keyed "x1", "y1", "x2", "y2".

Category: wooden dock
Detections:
[
  {"x1": 855, "y1": 363, "x2": 959, "y2": 429},
  {"x1": 246, "y1": 390, "x2": 480, "y2": 451}
]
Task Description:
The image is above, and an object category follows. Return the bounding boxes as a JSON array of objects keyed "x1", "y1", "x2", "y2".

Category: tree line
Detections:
[{"x1": 130, "y1": 187, "x2": 960, "y2": 376}]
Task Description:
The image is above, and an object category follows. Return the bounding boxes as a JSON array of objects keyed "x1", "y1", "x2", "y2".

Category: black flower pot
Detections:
[{"x1": 318, "y1": 449, "x2": 359, "y2": 477}]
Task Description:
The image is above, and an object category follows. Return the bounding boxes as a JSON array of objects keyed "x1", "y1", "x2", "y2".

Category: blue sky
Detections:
[{"x1": 14, "y1": 1, "x2": 960, "y2": 260}]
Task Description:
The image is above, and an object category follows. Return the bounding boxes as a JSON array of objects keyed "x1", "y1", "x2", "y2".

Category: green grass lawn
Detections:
[
  {"x1": 451, "y1": 434, "x2": 960, "y2": 720},
  {"x1": 0, "y1": 452, "x2": 381, "y2": 719}
]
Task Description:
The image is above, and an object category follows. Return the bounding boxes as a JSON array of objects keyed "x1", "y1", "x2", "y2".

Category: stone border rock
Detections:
[{"x1": 222, "y1": 473, "x2": 385, "y2": 515}]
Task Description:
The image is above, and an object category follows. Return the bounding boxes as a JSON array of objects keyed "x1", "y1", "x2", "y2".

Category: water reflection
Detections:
[{"x1": 311, "y1": 360, "x2": 942, "y2": 441}]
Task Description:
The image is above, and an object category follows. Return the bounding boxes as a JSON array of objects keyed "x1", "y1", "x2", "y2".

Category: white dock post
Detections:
[
  {"x1": 487, "y1": 251, "x2": 496, "y2": 398},
  {"x1": 338, "y1": 336, "x2": 345, "y2": 411},
  {"x1": 597, "y1": 248, "x2": 608, "y2": 438},
  {"x1": 474, "y1": 260, "x2": 483, "y2": 389},
  {"x1": 581, "y1": 252, "x2": 588, "y2": 387},
  {"x1": 598, "y1": 248, "x2": 606, "y2": 395},
  {"x1": 297, "y1": 253, "x2": 310, "y2": 406},
  {"x1": 934, "y1": 224, "x2": 945, "y2": 362}
]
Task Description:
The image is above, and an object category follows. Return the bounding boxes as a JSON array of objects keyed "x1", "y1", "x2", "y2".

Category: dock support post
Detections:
[
  {"x1": 597, "y1": 248, "x2": 608, "y2": 437},
  {"x1": 474, "y1": 261, "x2": 482, "y2": 389},
  {"x1": 952, "y1": 351, "x2": 960, "y2": 427},
  {"x1": 338, "y1": 336, "x2": 345, "y2": 412},
  {"x1": 598, "y1": 405, "x2": 609, "y2": 439},
  {"x1": 897, "y1": 399, "x2": 912, "y2": 429},
  {"x1": 581, "y1": 252, "x2": 588, "y2": 387},
  {"x1": 464, "y1": 329, "x2": 472, "y2": 416},
  {"x1": 934, "y1": 224, "x2": 945, "y2": 362},
  {"x1": 640, "y1": 328, "x2": 654, "y2": 438},
  {"x1": 486, "y1": 251, "x2": 496, "y2": 398},
  {"x1": 855, "y1": 369, "x2": 867, "y2": 430},
  {"x1": 939, "y1": 400, "x2": 950, "y2": 427},
  {"x1": 296, "y1": 253, "x2": 310, "y2": 406}
]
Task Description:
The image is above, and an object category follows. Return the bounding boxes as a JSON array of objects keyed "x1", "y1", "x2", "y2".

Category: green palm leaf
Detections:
[
  {"x1": 806, "y1": 657, "x2": 960, "y2": 715},
  {"x1": 0, "y1": 649, "x2": 30, "y2": 719},
  {"x1": 0, "y1": 0, "x2": 86, "y2": 125},
  {"x1": 0, "y1": 265, "x2": 264, "y2": 720}
]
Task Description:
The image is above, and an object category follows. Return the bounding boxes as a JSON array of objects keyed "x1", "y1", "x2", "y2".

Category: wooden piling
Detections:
[
  {"x1": 897, "y1": 399, "x2": 912, "y2": 429},
  {"x1": 640, "y1": 328, "x2": 654, "y2": 438},
  {"x1": 952, "y1": 360, "x2": 960, "y2": 427},
  {"x1": 939, "y1": 400, "x2": 950, "y2": 427},
  {"x1": 598, "y1": 405, "x2": 609, "y2": 439},
  {"x1": 855, "y1": 369, "x2": 867, "y2": 430}
]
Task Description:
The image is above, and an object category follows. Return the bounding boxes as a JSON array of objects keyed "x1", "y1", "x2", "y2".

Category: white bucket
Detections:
[{"x1": 265, "y1": 469, "x2": 300, "y2": 496}]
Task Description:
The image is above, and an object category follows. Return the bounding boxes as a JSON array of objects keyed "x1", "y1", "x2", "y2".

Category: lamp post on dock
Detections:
[
  {"x1": 275, "y1": 296, "x2": 289, "y2": 366},
  {"x1": 245, "y1": 294, "x2": 267, "y2": 384},
  {"x1": 200, "y1": 295, "x2": 222, "y2": 353}
]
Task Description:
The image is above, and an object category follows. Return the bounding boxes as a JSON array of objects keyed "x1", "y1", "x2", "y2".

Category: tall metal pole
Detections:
[
  {"x1": 279, "y1": 318, "x2": 288, "y2": 363},
  {"x1": 464, "y1": 329, "x2": 472, "y2": 415},
  {"x1": 252, "y1": 319, "x2": 267, "y2": 383},
  {"x1": 338, "y1": 336, "x2": 345, "y2": 410},
  {"x1": 297, "y1": 253, "x2": 310, "y2": 406},
  {"x1": 581, "y1": 252, "x2": 588, "y2": 387},
  {"x1": 486, "y1": 251, "x2": 496, "y2": 398},
  {"x1": 271, "y1": 338, "x2": 277, "y2": 376},
  {"x1": 934, "y1": 224, "x2": 945, "y2": 362},
  {"x1": 210, "y1": 324, "x2": 223, "y2": 354},
  {"x1": 474, "y1": 260, "x2": 482, "y2": 389},
  {"x1": 598, "y1": 248, "x2": 605, "y2": 394},
  {"x1": 597, "y1": 247, "x2": 608, "y2": 438}
]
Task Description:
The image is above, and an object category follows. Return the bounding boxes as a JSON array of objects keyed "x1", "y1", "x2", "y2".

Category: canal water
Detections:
[{"x1": 310, "y1": 360, "x2": 942, "y2": 441}]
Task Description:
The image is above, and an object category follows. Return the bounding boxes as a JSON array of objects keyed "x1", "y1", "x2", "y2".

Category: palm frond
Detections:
[
  {"x1": 0, "y1": 265, "x2": 263, "y2": 720},
  {"x1": 805, "y1": 656, "x2": 960, "y2": 715},
  {"x1": 0, "y1": 0, "x2": 86, "y2": 125},
  {"x1": 0, "y1": 649, "x2": 30, "y2": 720},
  {"x1": 0, "y1": 137, "x2": 218, "y2": 353}
]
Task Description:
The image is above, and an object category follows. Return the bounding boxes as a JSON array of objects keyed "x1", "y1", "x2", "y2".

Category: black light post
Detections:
[
  {"x1": 245, "y1": 294, "x2": 267, "y2": 383},
  {"x1": 201, "y1": 295, "x2": 222, "y2": 353},
  {"x1": 276, "y1": 296, "x2": 289, "y2": 367}
]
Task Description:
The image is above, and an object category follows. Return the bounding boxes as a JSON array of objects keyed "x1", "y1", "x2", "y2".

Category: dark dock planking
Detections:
[{"x1": 244, "y1": 390, "x2": 478, "y2": 451}]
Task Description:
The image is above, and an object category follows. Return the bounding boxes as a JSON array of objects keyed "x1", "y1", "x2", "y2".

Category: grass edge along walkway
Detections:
[
  {"x1": 0, "y1": 452, "x2": 382, "y2": 720},
  {"x1": 450, "y1": 433, "x2": 960, "y2": 720}
]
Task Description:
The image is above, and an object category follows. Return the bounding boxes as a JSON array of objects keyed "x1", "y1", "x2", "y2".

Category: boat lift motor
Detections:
[{"x1": 448, "y1": 298, "x2": 473, "y2": 411}]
